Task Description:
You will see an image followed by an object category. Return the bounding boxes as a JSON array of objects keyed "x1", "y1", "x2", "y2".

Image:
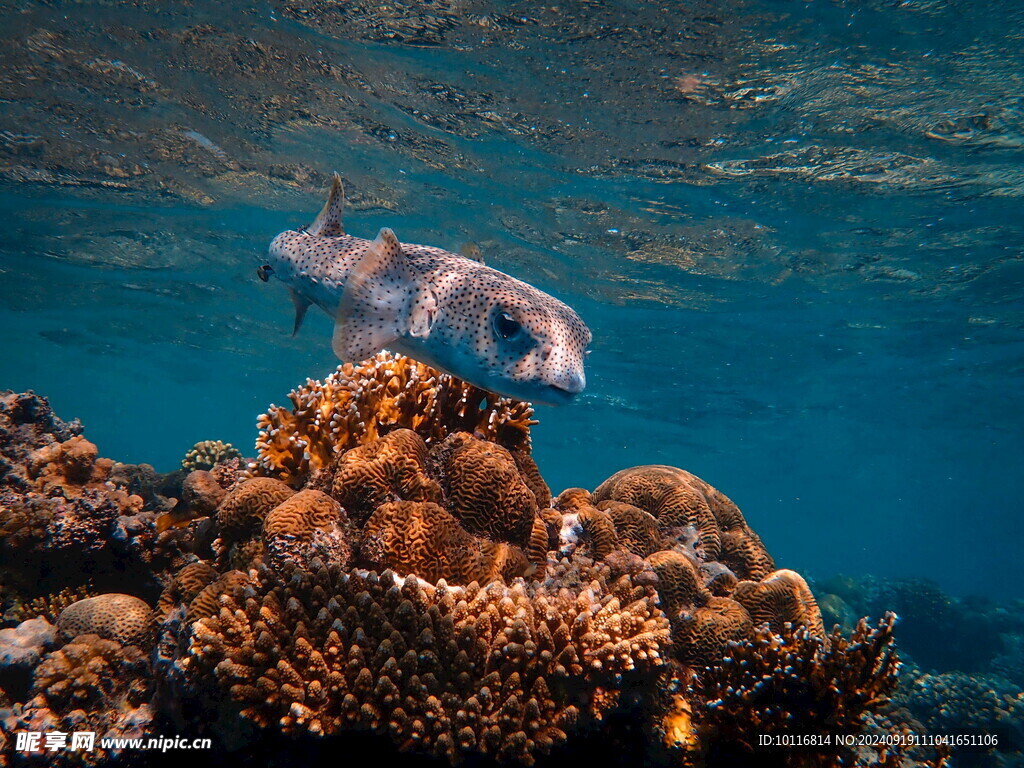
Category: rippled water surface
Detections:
[{"x1": 1, "y1": 0, "x2": 1022, "y2": 599}]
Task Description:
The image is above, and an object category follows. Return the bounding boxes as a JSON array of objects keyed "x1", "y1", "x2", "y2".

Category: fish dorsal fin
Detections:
[
  {"x1": 307, "y1": 172, "x2": 345, "y2": 237},
  {"x1": 333, "y1": 227, "x2": 409, "y2": 361},
  {"x1": 289, "y1": 287, "x2": 312, "y2": 336}
]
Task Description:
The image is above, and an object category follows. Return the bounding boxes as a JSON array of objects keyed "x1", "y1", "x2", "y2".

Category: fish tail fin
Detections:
[
  {"x1": 307, "y1": 172, "x2": 345, "y2": 237},
  {"x1": 333, "y1": 227, "x2": 409, "y2": 361}
]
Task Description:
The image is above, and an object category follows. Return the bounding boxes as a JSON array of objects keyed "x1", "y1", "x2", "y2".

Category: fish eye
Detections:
[{"x1": 494, "y1": 311, "x2": 524, "y2": 340}]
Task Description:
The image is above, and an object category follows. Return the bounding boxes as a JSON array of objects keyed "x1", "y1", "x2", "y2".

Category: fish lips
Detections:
[{"x1": 531, "y1": 383, "x2": 580, "y2": 407}]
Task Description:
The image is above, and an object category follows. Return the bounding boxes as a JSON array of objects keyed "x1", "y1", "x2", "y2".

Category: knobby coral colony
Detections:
[{"x1": 0, "y1": 361, "x2": 943, "y2": 767}]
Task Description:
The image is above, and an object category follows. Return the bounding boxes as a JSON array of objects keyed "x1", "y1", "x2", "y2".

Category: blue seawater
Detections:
[{"x1": 0, "y1": 0, "x2": 1022, "y2": 606}]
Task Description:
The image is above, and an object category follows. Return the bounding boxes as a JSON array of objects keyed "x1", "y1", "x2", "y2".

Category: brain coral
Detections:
[
  {"x1": 361, "y1": 501, "x2": 530, "y2": 584},
  {"x1": 732, "y1": 568, "x2": 825, "y2": 636},
  {"x1": 187, "y1": 560, "x2": 669, "y2": 764},
  {"x1": 263, "y1": 489, "x2": 350, "y2": 571},
  {"x1": 429, "y1": 432, "x2": 538, "y2": 547},
  {"x1": 330, "y1": 428, "x2": 441, "y2": 523},
  {"x1": 253, "y1": 352, "x2": 537, "y2": 485},
  {"x1": 57, "y1": 594, "x2": 154, "y2": 647},
  {"x1": 213, "y1": 477, "x2": 295, "y2": 568}
]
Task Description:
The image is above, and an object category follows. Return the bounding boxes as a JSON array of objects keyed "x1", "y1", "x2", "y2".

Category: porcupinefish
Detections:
[{"x1": 259, "y1": 173, "x2": 591, "y2": 405}]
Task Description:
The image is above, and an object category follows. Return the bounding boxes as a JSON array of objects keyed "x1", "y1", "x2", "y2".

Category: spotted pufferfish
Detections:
[{"x1": 259, "y1": 173, "x2": 592, "y2": 405}]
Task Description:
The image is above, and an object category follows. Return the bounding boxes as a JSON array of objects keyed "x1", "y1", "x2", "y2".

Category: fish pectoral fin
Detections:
[
  {"x1": 333, "y1": 227, "x2": 409, "y2": 361},
  {"x1": 289, "y1": 288, "x2": 313, "y2": 337},
  {"x1": 307, "y1": 172, "x2": 345, "y2": 237},
  {"x1": 407, "y1": 284, "x2": 438, "y2": 339}
]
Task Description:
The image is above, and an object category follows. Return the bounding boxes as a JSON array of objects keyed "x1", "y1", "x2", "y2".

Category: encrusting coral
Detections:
[
  {"x1": 253, "y1": 352, "x2": 537, "y2": 485},
  {"x1": 0, "y1": 362, "x2": 944, "y2": 768}
]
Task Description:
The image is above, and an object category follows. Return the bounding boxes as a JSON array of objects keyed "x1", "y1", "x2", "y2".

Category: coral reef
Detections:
[
  {"x1": 0, "y1": 375, "x2": 940, "y2": 768},
  {"x1": 253, "y1": 352, "x2": 537, "y2": 485},
  {"x1": 181, "y1": 439, "x2": 242, "y2": 471}
]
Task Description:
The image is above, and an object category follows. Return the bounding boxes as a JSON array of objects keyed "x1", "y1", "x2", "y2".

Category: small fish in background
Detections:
[
  {"x1": 259, "y1": 173, "x2": 591, "y2": 405},
  {"x1": 459, "y1": 241, "x2": 485, "y2": 264}
]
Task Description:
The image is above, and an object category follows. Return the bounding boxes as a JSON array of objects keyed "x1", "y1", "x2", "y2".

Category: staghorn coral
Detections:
[
  {"x1": 330, "y1": 428, "x2": 441, "y2": 523},
  {"x1": 675, "y1": 614, "x2": 910, "y2": 768},
  {"x1": 186, "y1": 560, "x2": 669, "y2": 765},
  {"x1": 263, "y1": 489, "x2": 350, "y2": 572},
  {"x1": 253, "y1": 352, "x2": 537, "y2": 485},
  {"x1": 429, "y1": 432, "x2": 538, "y2": 547},
  {"x1": 181, "y1": 439, "x2": 242, "y2": 471},
  {"x1": 361, "y1": 501, "x2": 530, "y2": 584},
  {"x1": 732, "y1": 569, "x2": 825, "y2": 637},
  {"x1": 57, "y1": 593, "x2": 154, "y2": 647}
]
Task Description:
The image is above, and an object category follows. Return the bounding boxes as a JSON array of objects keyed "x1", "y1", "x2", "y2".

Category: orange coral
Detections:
[
  {"x1": 157, "y1": 561, "x2": 219, "y2": 621},
  {"x1": 254, "y1": 352, "x2": 537, "y2": 486},
  {"x1": 213, "y1": 477, "x2": 294, "y2": 568},
  {"x1": 361, "y1": 500, "x2": 529, "y2": 584},
  {"x1": 600, "y1": 500, "x2": 661, "y2": 557},
  {"x1": 646, "y1": 550, "x2": 711, "y2": 615},
  {"x1": 330, "y1": 428, "x2": 441, "y2": 523}
]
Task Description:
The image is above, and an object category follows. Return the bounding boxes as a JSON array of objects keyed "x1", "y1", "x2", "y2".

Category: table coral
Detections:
[{"x1": 253, "y1": 352, "x2": 537, "y2": 485}]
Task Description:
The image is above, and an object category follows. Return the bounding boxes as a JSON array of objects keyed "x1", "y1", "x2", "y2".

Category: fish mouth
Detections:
[{"x1": 534, "y1": 384, "x2": 578, "y2": 406}]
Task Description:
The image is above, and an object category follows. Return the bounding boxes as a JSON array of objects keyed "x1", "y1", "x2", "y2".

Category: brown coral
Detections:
[
  {"x1": 429, "y1": 432, "x2": 538, "y2": 547},
  {"x1": 187, "y1": 561, "x2": 669, "y2": 764},
  {"x1": 185, "y1": 570, "x2": 252, "y2": 622},
  {"x1": 57, "y1": 594, "x2": 154, "y2": 647},
  {"x1": 330, "y1": 428, "x2": 441, "y2": 523},
  {"x1": 213, "y1": 477, "x2": 294, "y2": 567},
  {"x1": 672, "y1": 596, "x2": 754, "y2": 666},
  {"x1": 646, "y1": 550, "x2": 711, "y2": 616},
  {"x1": 157, "y1": 561, "x2": 220, "y2": 621},
  {"x1": 361, "y1": 501, "x2": 530, "y2": 584},
  {"x1": 732, "y1": 569, "x2": 825, "y2": 636},
  {"x1": 262, "y1": 489, "x2": 350, "y2": 571},
  {"x1": 593, "y1": 465, "x2": 725, "y2": 561},
  {"x1": 254, "y1": 352, "x2": 537, "y2": 485},
  {"x1": 600, "y1": 500, "x2": 661, "y2": 557}
]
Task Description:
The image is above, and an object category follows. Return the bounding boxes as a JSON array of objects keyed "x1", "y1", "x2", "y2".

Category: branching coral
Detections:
[
  {"x1": 673, "y1": 614, "x2": 908, "y2": 767},
  {"x1": 181, "y1": 439, "x2": 242, "y2": 471},
  {"x1": 187, "y1": 560, "x2": 669, "y2": 764},
  {"x1": 253, "y1": 352, "x2": 537, "y2": 485}
]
